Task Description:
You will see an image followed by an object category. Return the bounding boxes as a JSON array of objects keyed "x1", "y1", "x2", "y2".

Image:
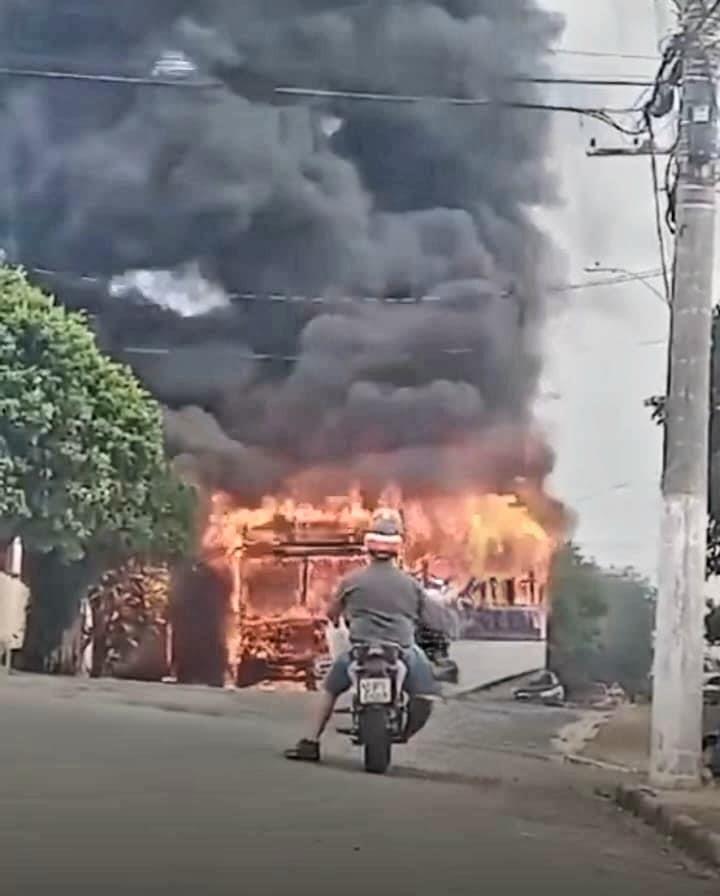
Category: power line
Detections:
[
  {"x1": 0, "y1": 62, "x2": 654, "y2": 134},
  {"x1": 0, "y1": 65, "x2": 217, "y2": 89},
  {"x1": 557, "y1": 269, "x2": 663, "y2": 291},
  {"x1": 0, "y1": 64, "x2": 652, "y2": 149},
  {"x1": 585, "y1": 262, "x2": 668, "y2": 303},
  {"x1": 0, "y1": 61, "x2": 657, "y2": 89},
  {"x1": 120, "y1": 345, "x2": 476, "y2": 361},
  {"x1": 0, "y1": 62, "x2": 656, "y2": 95},
  {"x1": 273, "y1": 84, "x2": 642, "y2": 114},
  {"x1": 122, "y1": 347, "x2": 299, "y2": 361},
  {"x1": 225, "y1": 271, "x2": 663, "y2": 303},
  {"x1": 120, "y1": 333, "x2": 670, "y2": 362},
  {"x1": 552, "y1": 48, "x2": 660, "y2": 62},
  {"x1": 26, "y1": 263, "x2": 663, "y2": 305},
  {"x1": 605, "y1": 33, "x2": 685, "y2": 307},
  {"x1": 511, "y1": 75, "x2": 655, "y2": 87},
  {"x1": 273, "y1": 85, "x2": 652, "y2": 137},
  {"x1": 645, "y1": 112, "x2": 672, "y2": 303}
]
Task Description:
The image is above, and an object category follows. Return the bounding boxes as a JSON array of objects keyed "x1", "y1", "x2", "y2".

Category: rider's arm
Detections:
[
  {"x1": 326, "y1": 584, "x2": 346, "y2": 625},
  {"x1": 416, "y1": 582, "x2": 455, "y2": 635}
]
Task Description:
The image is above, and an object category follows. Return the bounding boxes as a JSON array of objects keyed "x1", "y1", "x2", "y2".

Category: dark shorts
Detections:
[{"x1": 323, "y1": 644, "x2": 440, "y2": 698}]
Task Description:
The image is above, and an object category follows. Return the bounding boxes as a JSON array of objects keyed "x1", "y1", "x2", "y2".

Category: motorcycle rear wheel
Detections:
[{"x1": 360, "y1": 706, "x2": 392, "y2": 774}]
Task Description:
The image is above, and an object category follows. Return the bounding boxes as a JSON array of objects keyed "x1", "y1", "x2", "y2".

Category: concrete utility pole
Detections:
[{"x1": 651, "y1": 0, "x2": 720, "y2": 789}]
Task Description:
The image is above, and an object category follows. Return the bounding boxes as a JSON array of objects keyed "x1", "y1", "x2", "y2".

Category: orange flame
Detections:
[
  {"x1": 203, "y1": 487, "x2": 561, "y2": 584},
  {"x1": 201, "y1": 483, "x2": 563, "y2": 683}
]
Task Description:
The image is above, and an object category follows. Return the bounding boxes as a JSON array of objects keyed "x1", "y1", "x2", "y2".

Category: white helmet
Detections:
[{"x1": 363, "y1": 510, "x2": 404, "y2": 559}]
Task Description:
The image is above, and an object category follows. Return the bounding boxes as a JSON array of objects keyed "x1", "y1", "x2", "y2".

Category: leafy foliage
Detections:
[
  {"x1": 0, "y1": 266, "x2": 195, "y2": 563},
  {"x1": 549, "y1": 544, "x2": 655, "y2": 695},
  {"x1": 595, "y1": 567, "x2": 655, "y2": 697},
  {"x1": 548, "y1": 544, "x2": 608, "y2": 688}
]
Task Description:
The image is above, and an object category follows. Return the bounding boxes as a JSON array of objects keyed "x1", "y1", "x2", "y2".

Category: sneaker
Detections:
[{"x1": 284, "y1": 738, "x2": 321, "y2": 762}]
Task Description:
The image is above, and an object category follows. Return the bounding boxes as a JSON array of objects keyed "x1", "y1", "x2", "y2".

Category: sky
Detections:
[{"x1": 537, "y1": 0, "x2": 672, "y2": 580}]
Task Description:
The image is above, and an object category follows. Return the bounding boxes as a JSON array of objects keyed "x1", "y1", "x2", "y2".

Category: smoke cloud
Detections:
[{"x1": 0, "y1": 0, "x2": 565, "y2": 500}]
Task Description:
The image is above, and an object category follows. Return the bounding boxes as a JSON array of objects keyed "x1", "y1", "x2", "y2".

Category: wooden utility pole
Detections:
[{"x1": 651, "y1": 0, "x2": 720, "y2": 789}]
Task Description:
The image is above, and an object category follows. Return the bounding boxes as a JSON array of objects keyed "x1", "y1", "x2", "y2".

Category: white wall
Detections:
[
  {"x1": 449, "y1": 640, "x2": 546, "y2": 693},
  {"x1": 0, "y1": 571, "x2": 29, "y2": 650}
]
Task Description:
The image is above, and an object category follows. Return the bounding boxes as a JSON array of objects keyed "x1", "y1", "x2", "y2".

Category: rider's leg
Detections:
[
  {"x1": 402, "y1": 645, "x2": 441, "y2": 740},
  {"x1": 285, "y1": 651, "x2": 351, "y2": 761},
  {"x1": 404, "y1": 697, "x2": 434, "y2": 740},
  {"x1": 308, "y1": 690, "x2": 338, "y2": 741},
  {"x1": 406, "y1": 643, "x2": 442, "y2": 699}
]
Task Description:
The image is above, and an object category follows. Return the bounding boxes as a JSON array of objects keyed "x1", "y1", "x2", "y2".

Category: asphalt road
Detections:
[{"x1": 0, "y1": 679, "x2": 715, "y2": 894}]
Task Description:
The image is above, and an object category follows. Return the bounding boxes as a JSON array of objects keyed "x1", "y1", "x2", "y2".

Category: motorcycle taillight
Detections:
[{"x1": 364, "y1": 657, "x2": 388, "y2": 676}]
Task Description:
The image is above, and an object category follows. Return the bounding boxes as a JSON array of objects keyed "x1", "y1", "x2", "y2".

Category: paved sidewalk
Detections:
[
  {"x1": 583, "y1": 703, "x2": 650, "y2": 773},
  {"x1": 582, "y1": 703, "x2": 720, "y2": 865}
]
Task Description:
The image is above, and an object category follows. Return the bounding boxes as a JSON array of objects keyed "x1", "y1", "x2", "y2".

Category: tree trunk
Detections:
[{"x1": 20, "y1": 552, "x2": 103, "y2": 673}]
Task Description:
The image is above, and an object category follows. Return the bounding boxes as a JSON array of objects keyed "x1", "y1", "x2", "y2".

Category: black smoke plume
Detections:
[{"x1": 0, "y1": 0, "x2": 565, "y2": 501}]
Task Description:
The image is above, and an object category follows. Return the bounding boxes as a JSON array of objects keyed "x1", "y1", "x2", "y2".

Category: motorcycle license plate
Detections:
[{"x1": 359, "y1": 677, "x2": 392, "y2": 705}]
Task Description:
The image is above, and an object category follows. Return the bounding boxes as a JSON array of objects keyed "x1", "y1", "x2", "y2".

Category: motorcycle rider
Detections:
[{"x1": 285, "y1": 510, "x2": 451, "y2": 763}]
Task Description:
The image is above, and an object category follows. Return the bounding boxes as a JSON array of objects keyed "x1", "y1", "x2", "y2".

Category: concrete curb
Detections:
[
  {"x1": 615, "y1": 784, "x2": 720, "y2": 869},
  {"x1": 444, "y1": 668, "x2": 543, "y2": 701},
  {"x1": 564, "y1": 752, "x2": 639, "y2": 775}
]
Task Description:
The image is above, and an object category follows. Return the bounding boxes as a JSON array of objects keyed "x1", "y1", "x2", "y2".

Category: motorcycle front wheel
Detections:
[{"x1": 359, "y1": 706, "x2": 392, "y2": 774}]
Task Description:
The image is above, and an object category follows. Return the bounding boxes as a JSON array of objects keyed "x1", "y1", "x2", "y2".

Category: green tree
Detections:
[
  {"x1": 0, "y1": 267, "x2": 195, "y2": 665},
  {"x1": 593, "y1": 567, "x2": 655, "y2": 698},
  {"x1": 548, "y1": 545, "x2": 655, "y2": 696},
  {"x1": 548, "y1": 544, "x2": 609, "y2": 690}
]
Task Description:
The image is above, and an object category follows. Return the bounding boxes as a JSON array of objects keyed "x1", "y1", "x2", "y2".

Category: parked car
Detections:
[
  {"x1": 585, "y1": 682, "x2": 627, "y2": 709},
  {"x1": 513, "y1": 671, "x2": 565, "y2": 707}
]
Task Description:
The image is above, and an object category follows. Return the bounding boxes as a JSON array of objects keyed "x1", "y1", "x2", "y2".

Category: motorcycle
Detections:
[
  {"x1": 339, "y1": 642, "x2": 410, "y2": 774},
  {"x1": 323, "y1": 620, "x2": 436, "y2": 774}
]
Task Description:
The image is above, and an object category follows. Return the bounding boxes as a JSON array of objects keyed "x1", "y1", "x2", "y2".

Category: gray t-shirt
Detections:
[{"x1": 335, "y1": 560, "x2": 450, "y2": 648}]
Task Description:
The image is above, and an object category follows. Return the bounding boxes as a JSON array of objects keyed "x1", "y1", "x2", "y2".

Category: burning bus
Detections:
[
  {"x1": 84, "y1": 484, "x2": 563, "y2": 689},
  {"x1": 201, "y1": 493, "x2": 371, "y2": 689},
  {"x1": 196, "y1": 487, "x2": 560, "y2": 689}
]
